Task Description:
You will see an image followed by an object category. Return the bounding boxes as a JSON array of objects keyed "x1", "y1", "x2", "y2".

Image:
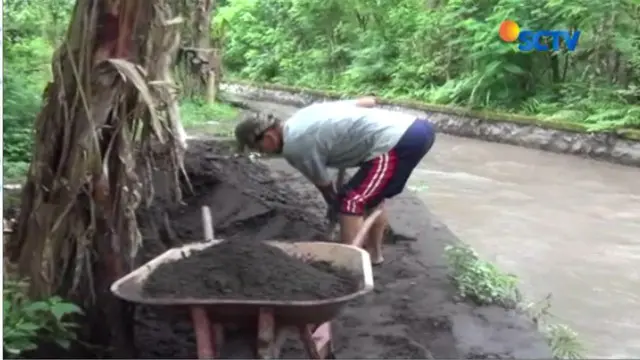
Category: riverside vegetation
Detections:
[
  {"x1": 217, "y1": 0, "x2": 640, "y2": 133},
  {"x1": 6, "y1": 0, "x2": 639, "y2": 176},
  {"x1": 3, "y1": 0, "x2": 622, "y2": 358}
]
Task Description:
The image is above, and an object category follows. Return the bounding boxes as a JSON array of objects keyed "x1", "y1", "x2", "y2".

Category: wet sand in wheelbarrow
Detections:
[
  {"x1": 111, "y1": 235, "x2": 374, "y2": 326},
  {"x1": 141, "y1": 240, "x2": 360, "y2": 301}
]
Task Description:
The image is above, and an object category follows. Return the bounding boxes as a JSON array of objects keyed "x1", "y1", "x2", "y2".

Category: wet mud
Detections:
[
  {"x1": 132, "y1": 139, "x2": 551, "y2": 359},
  {"x1": 142, "y1": 240, "x2": 359, "y2": 301}
]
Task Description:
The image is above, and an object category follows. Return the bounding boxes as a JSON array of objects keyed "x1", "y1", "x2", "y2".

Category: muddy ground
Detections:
[{"x1": 129, "y1": 139, "x2": 551, "y2": 359}]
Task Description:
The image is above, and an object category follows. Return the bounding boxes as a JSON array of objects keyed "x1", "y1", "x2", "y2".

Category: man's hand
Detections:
[
  {"x1": 316, "y1": 182, "x2": 336, "y2": 208},
  {"x1": 325, "y1": 205, "x2": 338, "y2": 224},
  {"x1": 316, "y1": 182, "x2": 338, "y2": 222}
]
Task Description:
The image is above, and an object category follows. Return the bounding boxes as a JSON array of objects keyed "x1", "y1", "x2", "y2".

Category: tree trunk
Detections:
[
  {"x1": 10, "y1": 0, "x2": 185, "y2": 356},
  {"x1": 177, "y1": 0, "x2": 220, "y2": 101}
]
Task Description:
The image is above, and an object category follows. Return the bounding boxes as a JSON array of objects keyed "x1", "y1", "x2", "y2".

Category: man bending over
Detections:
[{"x1": 234, "y1": 97, "x2": 436, "y2": 265}]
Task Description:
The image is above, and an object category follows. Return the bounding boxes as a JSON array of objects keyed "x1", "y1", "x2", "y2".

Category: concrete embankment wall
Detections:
[{"x1": 222, "y1": 82, "x2": 640, "y2": 167}]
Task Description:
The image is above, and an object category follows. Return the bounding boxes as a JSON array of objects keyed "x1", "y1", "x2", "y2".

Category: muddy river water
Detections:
[
  {"x1": 414, "y1": 135, "x2": 640, "y2": 358},
  {"x1": 236, "y1": 98, "x2": 640, "y2": 358}
]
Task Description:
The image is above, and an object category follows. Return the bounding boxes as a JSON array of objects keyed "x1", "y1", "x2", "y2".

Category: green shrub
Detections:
[
  {"x1": 523, "y1": 296, "x2": 587, "y2": 359},
  {"x1": 444, "y1": 243, "x2": 520, "y2": 307},
  {"x1": 3, "y1": 277, "x2": 84, "y2": 357},
  {"x1": 3, "y1": 161, "x2": 30, "y2": 184},
  {"x1": 545, "y1": 323, "x2": 585, "y2": 359},
  {"x1": 3, "y1": 73, "x2": 42, "y2": 163},
  {"x1": 3, "y1": 36, "x2": 53, "y2": 164}
]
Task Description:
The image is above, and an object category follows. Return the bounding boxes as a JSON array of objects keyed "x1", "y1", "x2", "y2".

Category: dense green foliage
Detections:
[
  {"x1": 4, "y1": 0, "x2": 639, "y2": 175},
  {"x1": 3, "y1": 0, "x2": 73, "y2": 171},
  {"x1": 217, "y1": 0, "x2": 640, "y2": 130},
  {"x1": 3, "y1": 277, "x2": 84, "y2": 357}
]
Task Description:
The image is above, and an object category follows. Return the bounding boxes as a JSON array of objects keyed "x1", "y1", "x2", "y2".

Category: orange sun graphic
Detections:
[{"x1": 499, "y1": 20, "x2": 520, "y2": 42}]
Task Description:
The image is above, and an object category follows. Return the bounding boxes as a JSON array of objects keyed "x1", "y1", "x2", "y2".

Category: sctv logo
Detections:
[{"x1": 499, "y1": 20, "x2": 581, "y2": 52}]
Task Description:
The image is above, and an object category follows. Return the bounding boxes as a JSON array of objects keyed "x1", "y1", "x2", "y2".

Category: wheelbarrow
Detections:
[{"x1": 110, "y1": 206, "x2": 381, "y2": 359}]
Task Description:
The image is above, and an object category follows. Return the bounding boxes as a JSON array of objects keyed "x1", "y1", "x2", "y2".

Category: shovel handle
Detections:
[
  {"x1": 350, "y1": 208, "x2": 382, "y2": 248},
  {"x1": 335, "y1": 168, "x2": 346, "y2": 190},
  {"x1": 326, "y1": 169, "x2": 347, "y2": 236}
]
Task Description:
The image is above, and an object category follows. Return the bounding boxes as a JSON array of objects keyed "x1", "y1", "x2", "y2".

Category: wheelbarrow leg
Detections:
[
  {"x1": 256, "y1": 308, "x2": 274, "y2": 358},
  {"x1": 210, "y1": 323, "x2": 224, "y2": 358},
  {"x1": 191, "y1": 306, "x2": 215, "y2": 358},
  {"x1": 256, "y1": 308, "x2": 288, "y2": 359},
  {"x1": 300, "y1": 323, "x2": 335, "y2": 359}
]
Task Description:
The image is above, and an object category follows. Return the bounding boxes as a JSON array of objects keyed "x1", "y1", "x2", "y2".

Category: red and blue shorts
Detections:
[{"x1": 337, "y1": 119, "x2": 435, "y2": 216}]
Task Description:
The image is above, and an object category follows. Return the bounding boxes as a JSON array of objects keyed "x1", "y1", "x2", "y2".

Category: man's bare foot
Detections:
[
  {"x1": 371, "y1": 255, "x2": 385, "y2": 266},
  {"x1": 365, "y1": 246, "x2": 384, "y2": 266}
]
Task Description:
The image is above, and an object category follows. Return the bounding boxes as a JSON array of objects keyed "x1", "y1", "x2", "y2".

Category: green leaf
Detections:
[
  {"x1": 17, "y1": 322, "x2": 41, "y2": 332},
  {"x1": 503, "y1": 63, "x2": 526, "y2": 74},
  {"x1": 55, "y1": 339, "x2": 71, "y2": 349},
  {"x1": 22, "y1": 301, "x2": 51, "y2": 314},
  {"x1": 51, "y1": 302, "x2": 83, "y2": 320},
  {"x1": 4, "y1": 300, "x2": 11, "y2": 317}
]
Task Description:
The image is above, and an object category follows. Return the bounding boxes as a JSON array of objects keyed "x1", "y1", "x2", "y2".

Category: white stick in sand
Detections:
[{"x1": 201, "y1": 206, "x2": 215, "y2": 242}]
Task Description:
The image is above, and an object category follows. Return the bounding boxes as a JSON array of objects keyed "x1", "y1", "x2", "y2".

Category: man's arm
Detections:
[
  {"x1": 291, "y1": 159, "x2": 336, "y2": 205},
  {"x1": 286, "y1": 146, "x2": 333, "y2": 200},
  {"x1": 314, "y1": 180, "x2": 336, "y2": 206},
  {"x1": 297, "y1": 152, "x2": 337, "y2": 205}
]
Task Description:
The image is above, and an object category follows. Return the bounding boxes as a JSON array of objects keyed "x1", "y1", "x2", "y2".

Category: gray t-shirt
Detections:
[{"x1": 281, "y1": 100, "x2": 415, "y2": 185}]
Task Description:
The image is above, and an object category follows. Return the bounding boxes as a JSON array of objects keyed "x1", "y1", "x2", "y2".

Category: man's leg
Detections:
[
  {"x1": 363, "y1": 202, "x2": 387, "y2": 265},
  {"x1": 339, "y1": 213, "x2": 364, "y2": 247},
  {"x1": 359, "y1": 118, "x2": 437, "y2": 264},
  {"x1": 337, "y1": 153, "x2": 397, "y2": 264}
]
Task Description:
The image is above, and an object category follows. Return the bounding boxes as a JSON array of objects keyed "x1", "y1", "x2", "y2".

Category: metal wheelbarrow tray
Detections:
[
  {"x1": 111, "y1": 239, "x2": 373, "y2": 323},
  {"x1": 110, "y1": 239, "x2": 375, "y2": 358}
]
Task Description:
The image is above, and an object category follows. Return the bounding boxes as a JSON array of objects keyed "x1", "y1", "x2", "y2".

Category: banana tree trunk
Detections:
[
  {"x1": 176, "y1": 0, "x2": 220, "y2": 102},
  {"x1": 10, "y1": 0, "x2": 185, "y2": 356}
]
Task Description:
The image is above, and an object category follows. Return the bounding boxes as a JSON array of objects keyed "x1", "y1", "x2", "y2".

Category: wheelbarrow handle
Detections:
[{"x1": 351, "y1": 208, "x2": 382, "y2": 248}]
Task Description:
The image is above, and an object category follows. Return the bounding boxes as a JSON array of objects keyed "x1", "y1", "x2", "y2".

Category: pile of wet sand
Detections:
[
  {"x1": 136, "y1": 139, "x2": 328, "y2": 260},
  {"x1": 142, "y1": 240, "x2": 359, "y2": 301}
]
